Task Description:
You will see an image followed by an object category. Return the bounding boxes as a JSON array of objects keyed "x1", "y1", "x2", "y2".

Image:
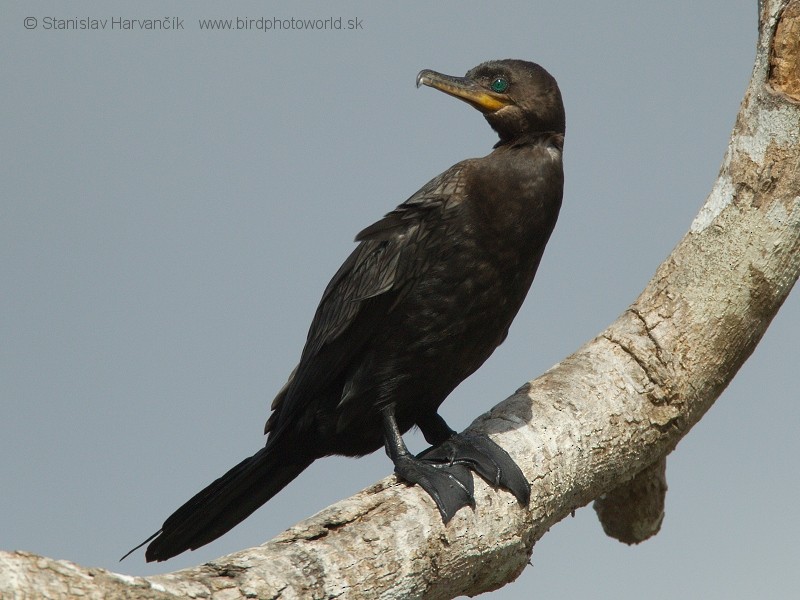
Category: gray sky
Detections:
[{"x1": 3, "y1": 1, "x2": 797, "y2": 598}]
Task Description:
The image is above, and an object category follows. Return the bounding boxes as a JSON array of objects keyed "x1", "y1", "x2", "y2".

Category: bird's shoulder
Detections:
[
  {"x1": 353, "y1": 160, "x2": 474, "y2": 242},
  {"x1": 316, "y1": 159, "x2": 475, "y2": 309}
]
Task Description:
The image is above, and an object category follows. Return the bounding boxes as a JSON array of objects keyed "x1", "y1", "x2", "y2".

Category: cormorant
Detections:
[{"x1": 125, "y1": 59, "x2": 565, "y2": 562}]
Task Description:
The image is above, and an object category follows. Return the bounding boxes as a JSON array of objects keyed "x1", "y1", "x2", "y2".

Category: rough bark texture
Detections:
[
  {"x1": 593, "y1": 456, "x2": 667, "y2": 545},
  {"x1": 2, "y1": 2, "x2": 798, "y2": 598}
]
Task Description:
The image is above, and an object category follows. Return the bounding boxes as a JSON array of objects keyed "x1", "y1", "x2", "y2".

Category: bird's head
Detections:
[{"x1": 417, "y1": 59, "x2": 565, "y2": 145}]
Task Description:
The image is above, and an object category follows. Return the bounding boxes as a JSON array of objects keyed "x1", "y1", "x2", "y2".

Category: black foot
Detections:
[
  {"x1": 417, "y1": 432, "x2": 531, "y2": 506},
  {"x1": 392, "y1": 453, "x2": 475, "y2": 522}
]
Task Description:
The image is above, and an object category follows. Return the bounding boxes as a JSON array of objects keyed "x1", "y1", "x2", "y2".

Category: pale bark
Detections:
[{"x1": 2, "y1": 1, "x2": 798, "y2": 598}]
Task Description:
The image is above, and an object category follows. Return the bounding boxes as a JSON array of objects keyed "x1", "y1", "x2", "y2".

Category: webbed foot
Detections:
[
  {"x1": 392, "y1": 453, "x2": 475, "y2": 522},
  {"x1": 418, "y1": 432, "x2": 530, "y2": 506},
  {"x1": 382, "y1": 405, "x2": 529, "y2": 522}
]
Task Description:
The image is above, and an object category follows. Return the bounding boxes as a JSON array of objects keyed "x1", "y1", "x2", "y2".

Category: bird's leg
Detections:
[
  {"x1": 381, "y1": 404, "x2": 475, "y2": 522},
  {"x1": 416, "y1": 411, "x2": 457, "y2": 446},
  {"x1": 416, "y1": 412, "x2": 531, "y2": 507}
]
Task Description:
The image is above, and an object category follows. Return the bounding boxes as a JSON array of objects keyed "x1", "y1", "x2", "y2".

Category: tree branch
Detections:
[{"x1": 3, "y1": 1, "x2": 798, "y2": 597}]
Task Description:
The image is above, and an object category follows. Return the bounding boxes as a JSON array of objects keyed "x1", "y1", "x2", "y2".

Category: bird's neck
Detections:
[{"x1": 494, "y1": 130, "x2": 564, "y2": 150}]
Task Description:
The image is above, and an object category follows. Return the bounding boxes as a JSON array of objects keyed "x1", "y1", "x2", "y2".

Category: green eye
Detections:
[{"x1": 490, "y1": 77, "x2": 509, "y2": 93}]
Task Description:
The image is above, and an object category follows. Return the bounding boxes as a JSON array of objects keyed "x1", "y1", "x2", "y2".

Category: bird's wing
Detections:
[{"x1": 265, "y1": 161, "x2": 470, "y2": 437}]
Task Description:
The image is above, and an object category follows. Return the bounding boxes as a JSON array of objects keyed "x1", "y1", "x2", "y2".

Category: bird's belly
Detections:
[
  {"x1": 321, "y1": 257, "x2": 532, "y2": 456},
  {"x1": 381, "y1": 249, "x2": 528, "y2": 385},
  {"x1": 399, "y1": 256, "x2": 526, "y2": 374}
]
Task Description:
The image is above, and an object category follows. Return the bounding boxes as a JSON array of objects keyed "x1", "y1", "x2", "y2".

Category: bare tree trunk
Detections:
[{"x1": 2, "y1": 1, "x2": 798, "y2": 598}]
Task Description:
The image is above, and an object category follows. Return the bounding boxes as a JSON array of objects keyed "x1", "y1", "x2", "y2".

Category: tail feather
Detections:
[{"x1": 125, "y1": 445, "x2": 312, "y2": 562}]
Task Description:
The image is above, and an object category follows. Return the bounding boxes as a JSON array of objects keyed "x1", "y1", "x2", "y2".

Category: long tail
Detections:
[{"x1": 123, "y1": 445, "x2": 313, "y2": 562}]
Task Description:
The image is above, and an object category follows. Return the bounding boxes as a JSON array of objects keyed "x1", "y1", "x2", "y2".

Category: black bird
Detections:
[{"x1": 126, "y1": 59, "x2": 565, "y2": 562}]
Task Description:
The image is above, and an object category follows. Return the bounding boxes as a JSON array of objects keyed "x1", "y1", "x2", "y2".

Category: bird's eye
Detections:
[{"x1": 490, "y1": 77, "x2": 509, "y2": 93}]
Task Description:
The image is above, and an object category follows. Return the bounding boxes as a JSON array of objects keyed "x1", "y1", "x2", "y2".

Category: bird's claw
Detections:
[
  {"x1": 392, "y1": 453, "x2": 475, "y2": 522},
  {"x1": 417, "y1": 432, "x2": 531, "y2": 506}
]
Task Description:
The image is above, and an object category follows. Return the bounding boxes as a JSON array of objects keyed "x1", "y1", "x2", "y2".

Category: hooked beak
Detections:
[{"x1": 416, "y1": 69, "x2": 512, "y2": 113}]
